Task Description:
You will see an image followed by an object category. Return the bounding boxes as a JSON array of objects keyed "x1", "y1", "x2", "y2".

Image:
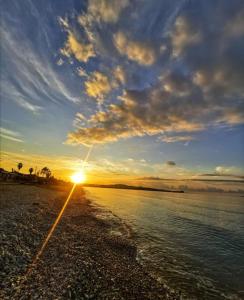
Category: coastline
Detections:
[{"x1": 0, "y1": 183, "x2": 180, "y2": 299}]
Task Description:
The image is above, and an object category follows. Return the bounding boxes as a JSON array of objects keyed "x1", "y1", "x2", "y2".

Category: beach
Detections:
[{"x1": 0, "y1": 183, "x2": 178, "y2": 299}]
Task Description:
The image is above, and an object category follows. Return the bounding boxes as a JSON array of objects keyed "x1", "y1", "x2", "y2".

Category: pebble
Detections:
[{"x1": 0, "y1": 184, "x2": 179, "y2": 300}]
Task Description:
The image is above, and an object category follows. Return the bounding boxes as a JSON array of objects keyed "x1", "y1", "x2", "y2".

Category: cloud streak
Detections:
[
  {"x1": 159, "y1": 135, "x2": 195, "y2": 143},
  {"x1": 1, "y1": 8, "x2": 81, "y2": 116},
  {"x1": 0, "y1": 128, "x2": 24, "y2": 143}
]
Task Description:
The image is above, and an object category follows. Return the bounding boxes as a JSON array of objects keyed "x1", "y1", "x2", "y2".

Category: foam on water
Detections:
[{"x1": 89, "y1": 201, "x2": 133, "y2": 238}]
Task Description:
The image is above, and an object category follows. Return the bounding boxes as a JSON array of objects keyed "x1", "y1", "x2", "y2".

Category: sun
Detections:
[{"x1": 71, "y1": 170, "x2": 86, "y2": 184}]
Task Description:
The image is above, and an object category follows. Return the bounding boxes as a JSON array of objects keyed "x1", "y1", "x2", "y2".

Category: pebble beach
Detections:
[{"x1": 0, "y1": 183, "x2": 179, "y2": 299}]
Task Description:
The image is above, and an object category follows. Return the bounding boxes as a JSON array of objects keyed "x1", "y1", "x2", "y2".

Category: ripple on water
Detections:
[{"x1": 85, "y1": 188, "x2": 244, "y2": 300}]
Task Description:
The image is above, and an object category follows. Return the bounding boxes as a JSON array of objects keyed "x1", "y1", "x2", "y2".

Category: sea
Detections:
[{"x1": 85, "y1": 187, "x2": 244, "y2": 300}]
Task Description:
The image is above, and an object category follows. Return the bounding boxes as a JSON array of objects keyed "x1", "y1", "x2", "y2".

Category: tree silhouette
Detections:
[
  {"x1": 41, "y1": 167, "x2": 51, "y2": 179},
  {"x1": 29, "y1": 167, "x2": 34, "y2": 175},
  {"x1": 17, "y1": 162, "x2": 23, "y2": 172}
]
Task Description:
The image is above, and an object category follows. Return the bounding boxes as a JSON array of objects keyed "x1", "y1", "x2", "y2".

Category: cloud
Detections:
[
  {"x1": 172, "y1": 5, "x2": 244, "y2": 99},
  {"x1": 225, "y1": 10, "x2": 244, "y2": 37},
  {"x1": 160, "y1": 135, "x2": 195, "y2": 143},
  {"x1": 13, "y1": 97, "x2": 43, "y2": 114},
  {"x1": 114, "y1": 31, "x2": 156, "y2": 65},
  {"x1": 59, "y1": 1, "x2": 244, "y2": 145},
  {"x1": 60, "y1": 30, "x2": 95, "y2": 62},
  {"x1": 166, "y1": 161, "x2": 176, "y2": 166},
  {"x1": 200, "y1": 173, "x2": 244, "y2": 180},
  {"x1": 200, "y1": 165, "x2": 244, "y2": 180},
  {"x1": 162, "y1": 71, "x2": 192, "y2": 96},
  {"x1": 73, "y1": 112, "x2": 87, "y2": 128},
  {"x1": 92, "y1": 158, "x2": 131, "y2": 174},
  {"x1": 77, "y1": 67, "x2": 88, "y2": 77},
  {"x1": 84, "y1": 71, "x2": 114, "y2": 102},
  {"x1": 0, "y1": 127, "x2": 24, "y2": 143},
  {"x1": 88, "y1": 0, "x2": 129, "y2": 23},
  {"x1": 170, "y1": 15, "x2": 202, "y2": 57},
  {"x1": 215, "y1": 166, "x2": 234, "y2": 175},
  {"x1": 56, "y1": 58, "x2": 64, "y2": 66},
  {"x1": 113, "y1": 66, "x2": 126, "y2": 84},
  {"x1": 66, "y1": 83, "x2": 205, "y2": 145},
  {"x1": 66, "y1": 63, "x2": 242, "y2": 144},
  {"x1": 0, "y1": 135, "x2": 23, "y2": 143},
  {"x1": 1, "y1": 18, "x2": 81, "y2": 116},
  {"x1": 138, "y1": 176, "x2": 165, "y2": 181}
]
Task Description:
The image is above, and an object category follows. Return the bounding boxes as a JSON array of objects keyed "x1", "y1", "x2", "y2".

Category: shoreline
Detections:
[{"x1": 0, "y1": 183, "x2": 180, "y2": 299}]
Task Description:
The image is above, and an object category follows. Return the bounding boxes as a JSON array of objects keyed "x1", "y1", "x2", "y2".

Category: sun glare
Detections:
[{"x1": 71, "y1": 171, "x2": 86, "y2": 184}]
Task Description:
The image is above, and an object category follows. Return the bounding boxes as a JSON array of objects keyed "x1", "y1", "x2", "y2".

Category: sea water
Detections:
[{"x1": 85, "y1": 187, "x2": 244, "y2": 299}]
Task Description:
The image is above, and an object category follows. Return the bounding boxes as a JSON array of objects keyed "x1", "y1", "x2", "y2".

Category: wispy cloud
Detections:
[
  {"x1": 1, "y1": 13, "x2": 80, "y2": 116},
  {"x1": 0, "y1": 127, "x2": 24, "y2": 143},
  {"x1": 159, "y1": 135, "x2": 195, "y2": 143}
]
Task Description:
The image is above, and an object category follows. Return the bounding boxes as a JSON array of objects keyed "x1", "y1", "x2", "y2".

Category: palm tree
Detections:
[
  {"x1": 17, "y1": 162, "x2": 23, "y2": 172},
  {"x1": 41, "y1": 167, "x2": 51, "y2": 179},
  {"x1": 29, "y1": 167, "x2": 34, "y2": 175}
]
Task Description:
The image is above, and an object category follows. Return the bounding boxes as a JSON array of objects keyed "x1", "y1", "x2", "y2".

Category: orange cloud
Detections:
[
  {"x1": 114, "y1": 31, "x2": 156, "y2": 65},
  {"x1": 61, "y1": 31, "x2": 95, "y2": 62},
  {"x1": 88, "y1": 0, "x2": 129, "y2": 23},
  {"x1": 59, "y1": 17, "x2": 95, "y2": 63},
  {"x1": 84, "y1": 71, "x2": 114, "y2": 102}
]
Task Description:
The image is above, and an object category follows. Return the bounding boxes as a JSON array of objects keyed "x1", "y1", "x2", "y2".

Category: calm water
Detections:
[{"x1": 85, "y1": 187, "x2": 244, "y2": 299}]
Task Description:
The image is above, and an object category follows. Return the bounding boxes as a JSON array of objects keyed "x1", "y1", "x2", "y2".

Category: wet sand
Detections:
[{"x1": 0, "y1": 183, "x2": 179, "y2": 299}]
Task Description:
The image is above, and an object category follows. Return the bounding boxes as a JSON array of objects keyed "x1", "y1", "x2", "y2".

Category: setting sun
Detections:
[{"x1": 71, "y1": 171, "x2": 86, "y2": 184}]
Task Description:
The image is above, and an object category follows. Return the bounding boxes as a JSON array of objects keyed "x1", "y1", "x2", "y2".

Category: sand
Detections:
[{"x1": 0, "y1": 183, "x2": 179, "y2": 299}]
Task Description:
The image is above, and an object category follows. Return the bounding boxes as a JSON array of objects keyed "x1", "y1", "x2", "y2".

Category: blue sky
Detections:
[{"x1": 1, "y1": 0, "x2": 244, "y2": 184}]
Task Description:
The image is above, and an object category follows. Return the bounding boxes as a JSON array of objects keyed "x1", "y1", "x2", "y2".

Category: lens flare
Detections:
[
  {"x1": 19, "y1": 146, "x2": 93, "y2": 290},
  {"x1": 71, "y1": 171, "x2": 86, "y2": 184}
]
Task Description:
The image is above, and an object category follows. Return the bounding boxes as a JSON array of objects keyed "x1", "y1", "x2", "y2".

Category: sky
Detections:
[{"x1": 1, "y1": 0, "x2": 244, "y2": 189}]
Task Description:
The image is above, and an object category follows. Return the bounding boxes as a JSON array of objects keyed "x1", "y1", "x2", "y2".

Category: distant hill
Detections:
[{"x1": 83, "y1": 183, "x2": 184, "y2": 193}]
